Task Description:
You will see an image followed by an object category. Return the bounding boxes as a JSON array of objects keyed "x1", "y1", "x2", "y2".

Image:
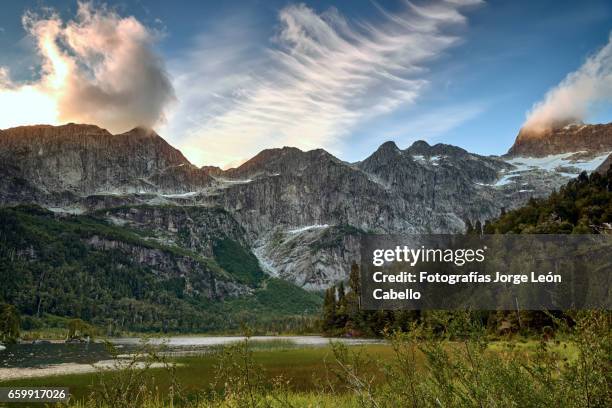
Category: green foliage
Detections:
[
  {"x1": 322, "y1": 287, "x2": 337, "y2": 334},
  {"x1": 213, "y1": 238, "x2": 265, "y2": 285},
  {"x1": 0, "y1": 206, "x2": 319, "y2": 334},
  {"x1": 322, "y1": 263, "x2": 421, "y2": 337},
  {"x1": 254, "y1": 278, "x2": 322, "y2": 314},
  {"x1": 56, "y1": 311, "x2": 610, "y2": 407},
  {"x1": 0, "y1": 302, "x2": 20, "y2": 343},
  {"x1": 485, "y1": 170, "x2": 612, "y2": 234},
  {"x1": 67, "y1": 318, "x2": 95, "y2": 340},
  {"x1": 76, "y1": 340, "x2": 181, "y2": 408}
]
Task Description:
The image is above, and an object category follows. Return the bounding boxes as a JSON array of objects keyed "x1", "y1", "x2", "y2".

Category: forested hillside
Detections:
[
  {"x1": 0, "y1": 205, "x2": 321, "y2": 335},
  {"x1": 482, "y1": 167, "x2": 612, "y2": 234},
  {"x1": 322, "y1": 165, "x2": 612, "y2": 337}
]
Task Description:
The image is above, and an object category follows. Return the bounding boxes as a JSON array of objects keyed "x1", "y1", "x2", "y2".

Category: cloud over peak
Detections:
[
  {"x1": 523, "y1": 32, "x2": 612, "y2": 134},
  {"x1": 0, "y1": 1, "x2": 174, "y2": 133}
]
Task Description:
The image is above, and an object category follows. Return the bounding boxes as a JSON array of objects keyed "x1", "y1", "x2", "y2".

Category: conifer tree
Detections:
[
  {"x1": 322, "y1": 287, "x2": 337, "y2": 333},
  {"x1": 0, "y1": 303, "x2": 20, "y2": 344}
]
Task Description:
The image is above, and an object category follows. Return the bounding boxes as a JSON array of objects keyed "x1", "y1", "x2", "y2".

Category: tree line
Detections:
[{"x1": 321, "y1": 167, "x2": 612, "y2": 337}]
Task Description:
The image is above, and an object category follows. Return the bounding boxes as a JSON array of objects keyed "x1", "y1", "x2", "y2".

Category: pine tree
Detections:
[
  {"x1": 0, "y1": 303, "x2": 20, "y2": 344},
  {"x1": 474, "y1": 220, "x2": 483, "y2": 235},
  {"x1": 322, "y1": 287, "x2": 337, "y2": 333},
  {"x1": 349, "y1": 262, "x2": 361, "y2": 297},
  {"x1": 336, "y1": 281, "x2": 348, "y2": 329},
  {"x1": 337, "y1": 281, "x2": 346, "y2": 304}
]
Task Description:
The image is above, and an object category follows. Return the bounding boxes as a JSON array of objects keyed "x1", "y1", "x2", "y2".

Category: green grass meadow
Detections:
[{"x1": 0, "y1": 339, "x2": 582, "y2": 407}]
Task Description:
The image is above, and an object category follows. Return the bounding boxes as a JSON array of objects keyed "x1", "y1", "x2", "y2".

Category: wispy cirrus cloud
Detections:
[{"x1": 163, "y1": 0, "x2": 482, "y2": 167}]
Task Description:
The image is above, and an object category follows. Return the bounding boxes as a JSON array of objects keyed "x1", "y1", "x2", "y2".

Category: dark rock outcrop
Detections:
[{"x1": 506, "y1": 123, "x2": 612, "y2": 158}]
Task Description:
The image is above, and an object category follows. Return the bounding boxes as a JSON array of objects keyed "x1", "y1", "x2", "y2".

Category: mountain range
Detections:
[{"x1": 1, "y1": 122, "x2": 611, "y2": 294}]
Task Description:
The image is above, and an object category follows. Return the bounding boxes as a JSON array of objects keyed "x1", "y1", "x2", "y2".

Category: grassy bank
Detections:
[
  {"x1": 1, "y1": 311, "x2": 608, "y2": 407},
  {"x1": 0, "y1": 344, "x2": 393, "y2": 400},
  {"x1": 0, "y1": 337, "x2": 584, "y2": 407}
]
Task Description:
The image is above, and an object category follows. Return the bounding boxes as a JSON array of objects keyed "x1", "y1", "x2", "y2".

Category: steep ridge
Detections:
[
  {"x1": 506, "y1": 123, "x2": 612, "y2": 158},
  {"x1": 357, "y1": 140, "x2": 512, "y2": 223},
  {"x1": 0, "y1": 124, "x2": 213, "y2": 197},
  {"x1": 215, "y1": 146, "x2": 442, "y2": 236}
]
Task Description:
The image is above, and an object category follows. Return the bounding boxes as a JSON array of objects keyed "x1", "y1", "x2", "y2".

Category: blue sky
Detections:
[{"x1": 0, "y1": 0, "x2": 611, "y2": 167}]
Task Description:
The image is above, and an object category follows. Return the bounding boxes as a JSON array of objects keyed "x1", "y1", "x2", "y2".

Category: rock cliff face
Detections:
[
  {"x1": 0, "y1": 124, "x2": 213, "y2": 197},
  {"x1": 101, "y1": 206, "x2": 248, "y2": 258},
  {"x1": 356, "y1": 140, "x2": 513, "y2": 226},
  {"x1": 506, "y1": 123, "x2": 612, "y2": 158},
  {"x1": 253, "y1": 225, "x2": 363, "y2": 291},
  {"x1": 84, "y1": 235, "x2": 252, "y2": 300},
  {"x1": 596, "y1": 154, "x2": 612, "y2": 175},
  {"x1": 2, "y1": 123, "x2": 611, "y2": 290},
  {"x1": 213, "y1": 146, "x2": 442, "y2": 236}
]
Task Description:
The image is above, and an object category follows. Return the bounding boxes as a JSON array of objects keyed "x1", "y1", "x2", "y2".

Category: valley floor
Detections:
[{"x1": 0, "y1": 338, "x2": 585, "y2": 407}]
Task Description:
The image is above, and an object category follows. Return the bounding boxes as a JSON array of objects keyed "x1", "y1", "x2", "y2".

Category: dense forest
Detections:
[
  {"x1": 0, "y1": 205, "x2": 321, "y2": 337},
  {"x1": 479, "y1": 167, "x2": 612, "y2": 234},
  {"x1": 322, "y1": 167, "x2": 612, "y2": 337}
]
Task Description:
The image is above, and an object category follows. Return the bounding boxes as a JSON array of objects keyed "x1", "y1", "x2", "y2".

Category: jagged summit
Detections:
[
  {"x1": 225, "y1": 145, "x2": 339, "y2": 179},
  {"x1": 358, "y1": 141, "x2": 403, "y2": 167},
  {"x1": 506, "y1": 122, "x2": 612, "y2": 158},
  {"x1": 0, "y1": 123, "x2": 212, "y2": 197},
  {"x1": 1, "y1": 123, "x2": 112, "y2": 139},
  {"x1": 405, "y1": 140, "x2": 430, "y2": 154},
  {"x1": 377, "y1": 140, "x2": 401, "y2": 152},
  {"x1": 406, "y1": 140, "x2": 469, "y2": 157}
]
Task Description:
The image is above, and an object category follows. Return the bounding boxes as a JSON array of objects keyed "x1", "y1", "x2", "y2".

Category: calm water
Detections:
[
  {"x1": 0, "y1": 342, "x2": 111, "y2": 368},
  {"x1": 0, "y1": 336, "x2": 377, "y2": 368}
]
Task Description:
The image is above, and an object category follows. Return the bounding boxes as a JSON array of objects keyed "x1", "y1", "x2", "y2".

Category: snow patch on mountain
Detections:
[
  {"x1": 288, "y1": 224, "x2": 329, "y2": 234},
  {"x1": 506, "y1": 151, "x2": 611, "y2": 173},
  {"x1": 162, "y1": 191, "x2": 199, "y2": 198},
  {"x1": 48, "y1": 206, "x2": 86, "y2": 215},
  {"x1": 482, "y1": 151, "x2": 612, "y2": 188},
  {"x1": 412, "y1": 155, "x2": 444, "y2": 166}
]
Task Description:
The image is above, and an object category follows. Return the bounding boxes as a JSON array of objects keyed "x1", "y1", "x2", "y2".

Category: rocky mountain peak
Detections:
[
  {"x1": 0, "y1": 123, "x2": 212, "y2": 197},
  {"x1": 1, "y1": 123, "x2": 112, "y2": 141},
  {"x1": 405, "y1": 140, "x2": 430, "y2": 155},
  {"x1": 225, "y1": 146, "x2": 339, "y2": 179},
  {"x1": 377, "y1": 140, "x2": 401, "y2": 153},
  {"x1": 506, "y1": 122, "x2": 612, "y2": 158},
  {"x1": 359, "y1": 141, "x2": 404, "y2": 168},
  {"x1": 405, "y1": 140, "x2": 469, "y2": 158}
]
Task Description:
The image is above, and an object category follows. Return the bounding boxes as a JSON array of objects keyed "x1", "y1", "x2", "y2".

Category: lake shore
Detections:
[
  {"x1": 0, "y1": 335, "x2": 382, "y2": 382},
  {"x1": 0, "y1": 360, "x2": 177, "y2": 381}
]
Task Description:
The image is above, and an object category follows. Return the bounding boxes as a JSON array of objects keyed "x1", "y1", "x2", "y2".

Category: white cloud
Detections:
[
  {"x1": 163, "y1": 0, "x2": 481, "y2": 167},
  {"x1": 0, "y1": 1, "x2": 174, "y2": 133},
  {"x1": 523, "y1": 32, "x2": 612, "y2": 134}
]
